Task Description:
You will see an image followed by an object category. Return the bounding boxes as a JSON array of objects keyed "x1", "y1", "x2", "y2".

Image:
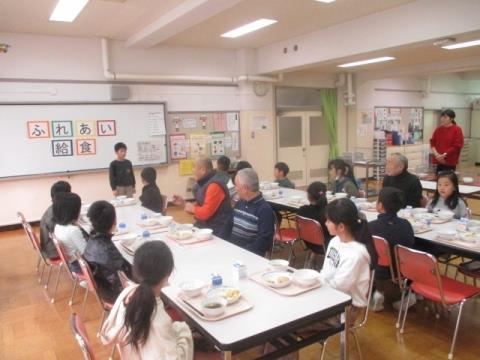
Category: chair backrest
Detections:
[
  {"x1": 295, "y1": 215, "x2": 325, "y2": 248},
  {"x1": 51, "y1": 233, "x2": 74, "y2": 280},
  {"x1": 161, "y1": 194, "x2": 168, "y2": 215},
  {"x1": 117, "y1": 270, "x2": 134, "y2": 289},
  {"x1": 17, "y1": 211, "x2": 35, "y2": 249},
  {"x1": 77, "y1": 257, "x2": 99, "y2": 293},
  {"x1": 395, "y1": 244, "x2": 445, "y2": 305},
  {"x1": 420, "y1": 194, "x2": 429, "y2": 208},
  {"x1": 372, "y1": 236, "x2": 397, "y2": 284},
  {"x1": 70, "y1": 313, "x2": 96, "y2": 360}
]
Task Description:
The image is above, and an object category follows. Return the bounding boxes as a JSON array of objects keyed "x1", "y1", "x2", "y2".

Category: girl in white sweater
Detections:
[
  {"x1": 321, "y1": 198, "x2": 377, "y2": 309},
  {"x1": 101, "y1": 241, "x2": 194, "y2": 360}
]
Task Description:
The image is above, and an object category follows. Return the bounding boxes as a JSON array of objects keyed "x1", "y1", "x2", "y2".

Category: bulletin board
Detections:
[
  {"x1": 374, "y1": 106, "x2": 424, "y2": 143},
  {"x1": 166, "y1": 111, "x2": 241, "y2": 162},
  {"x1": 0, "y1": 102, "x2": 168, "y2": 178}
]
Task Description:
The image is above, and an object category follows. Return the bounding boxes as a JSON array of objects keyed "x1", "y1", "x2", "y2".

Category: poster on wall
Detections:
[
  {"x1": 169, "y1": 134, "x2": 188, "y2": 160},
  {"x1": 148, "y1": 112, "x2": 166, "y2": 136},
  {"x1": 189, "y1": 133, "x2": 208, "y2": 158},
  {"x1": 137, "y1": 140, "x2": 165, "y2": 161},
  {"x1": 210, "y1": 132, "x2": 225, "y2": 156}
]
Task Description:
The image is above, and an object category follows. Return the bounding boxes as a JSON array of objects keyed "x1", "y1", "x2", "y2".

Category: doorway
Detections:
[{"x1": 277, "y1": 111, "x2": 329, "y2": 187}]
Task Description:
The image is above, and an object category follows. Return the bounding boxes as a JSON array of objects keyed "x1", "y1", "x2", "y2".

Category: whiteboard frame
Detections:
[{"x1": 0, "y1": 101, "x2": 169, "y2": 180}]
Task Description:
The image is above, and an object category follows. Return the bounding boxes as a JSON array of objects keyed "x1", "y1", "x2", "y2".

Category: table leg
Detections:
[
  {"x1": 340, "y1": 305, "x2": 350, "y2": 360},
  {"x1": 222, "y1": 351, "x2": 232, "y2": 360}
]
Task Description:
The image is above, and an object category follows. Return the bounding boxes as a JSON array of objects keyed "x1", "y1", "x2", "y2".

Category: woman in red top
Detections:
[{"x1": 430, "y1": 109, "x2": 464, "y2": 174}]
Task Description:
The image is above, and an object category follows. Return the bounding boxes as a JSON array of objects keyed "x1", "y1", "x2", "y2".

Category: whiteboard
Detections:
[{"x1": 0, "y1": 102, "x2": 168, "y2": 178}]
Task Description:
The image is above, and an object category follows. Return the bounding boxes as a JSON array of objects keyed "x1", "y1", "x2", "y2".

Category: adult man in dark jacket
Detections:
[{"x1": 382, "y1": 153, "x2": 423, "y2": 208}]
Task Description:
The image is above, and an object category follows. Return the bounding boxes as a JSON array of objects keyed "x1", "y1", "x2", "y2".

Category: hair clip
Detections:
[{"x1": 357, "y1": 218, "x2": 362, "y2": 223}]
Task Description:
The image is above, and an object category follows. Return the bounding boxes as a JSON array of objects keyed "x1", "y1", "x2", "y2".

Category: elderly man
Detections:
[
  {"x1": 382, "y1": 153, "x2": 423, "y2": 208},
  {"x1": 230, "y1": 168, "x2": 274, "y2": 256},
  {"x1": 173, "y1": 157, "x2": 232, "y2": 238}
]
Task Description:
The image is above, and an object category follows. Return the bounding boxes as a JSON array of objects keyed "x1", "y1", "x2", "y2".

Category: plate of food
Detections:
[
  {"x1": 207, "y1": 286, "x2": 241, "y2": 305},
  {"x1": 169, "y1": 229, "x2": 194, "y2": 240},
  {"x1": 261, "y1": 271, "x2": 292, "y2": 288}
]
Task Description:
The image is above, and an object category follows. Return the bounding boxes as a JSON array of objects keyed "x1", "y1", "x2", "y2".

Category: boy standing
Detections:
[
  {"x1": 109, "y1": 142, "x2": 135, "y2": 198},
  {"x1": 274, "y1": 162, "x2": 295, "y2": 189}
]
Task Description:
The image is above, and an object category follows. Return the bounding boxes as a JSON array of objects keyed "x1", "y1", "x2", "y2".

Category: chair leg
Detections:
[
  {"x1": 109, "y1": 344, "x2": 116, "y2": 360},
  {"x1": 396, "y1": 282, "x2": 408, "y2": 329},
  {"x1": 320, "y1": 338, "x2": 328, "y2": 360},
  {"x1": 448, "y1": 301, "x2": 466, "y2": 360},
  {"x1": 303, "y1": 251, "x2": 311, "y2": 268},
  {"x1": 81, "y1": 288, "x2": 89, "y2": 316},
  {"x1": 38, "y1": 262, "x2": 46, "y2": 283},
  {"x1": 69, "y1": 279, "x2": 78, "y2": 306},
  {"x1": 98, "y1": 309, "x2": 108, "y2": 337},
  {"x1": 287, "y1": 242, "x2": 294, "y2": 262},
  {"x1": 352, "y1": 329, "x2": 363, "y2": 360},
  {"x1": 36, "y1": 256, "x2": 41, "y2": 273},
  {"x1": 44, "y1": 265, "x2": 53, "y2": 290},
  {"x1": 50, "y1": 264, "x2": 63, "y2": 304},
  {"x1": 400, "y1": 289, "x2": 412, "y2": 334}
]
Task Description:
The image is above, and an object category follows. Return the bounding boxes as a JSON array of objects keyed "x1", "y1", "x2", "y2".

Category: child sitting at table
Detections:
[
  {"x1": 139, "y1": 167, "x2": 164, "y2": 213},
  {"x1": 328, "y1": 159, "x2": 359, "y2": 197},
  {"x1": 216, "y1": 155, "x2": 231, "y2": 185},
  {"x1": 83, "y1": 200, "x2": 132, "y2": 303},
  {"x1": 101, "y1": 241, "x2": 218, "y2": 360},
  {"x1": 53, "y1": 192, "x2": 88, "y2": 273},
  {"x1": 368, "y1": 187, "x2": 415, "y2": 312},
  {"x1": 428, "y1": 171, "x2": 469, "y2": 219},
  {"x1": 298, "y1": 181, "x2": 332, "y2": 269},
  {"x1": 40, "y1": 180, "x2": 71, "y2": 259},
  {"x1": 274, "y1": 162, "x2": 295, "y2": 189}
]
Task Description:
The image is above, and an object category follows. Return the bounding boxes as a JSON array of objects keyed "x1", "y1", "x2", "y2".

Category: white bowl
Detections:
[
  {"x1": 116, "y1": 195, "x2": 127, "y2": 200},
  {"x1": 290, "y1": 196, "x2": 303, "y2": 202},
  {"x1": 179, "y1": 280, "x2": 204, "y2": 298},
  {"x1": 293, "y1": 269, "x2": 320, "y2": 287},
  {"x1": 268, "y1": 259, "x2": 289, "y2": 271},
  {"x1": 436, "y1": 210, "x2": 454, "y2": 220},
  {"x1": 114, "y1": 233, "x2": 139, "y2": 246},
  {"x1": 195, "y1": 228, "x2": 213, "y2": 241},
  {"x1": 436, "y1": 229, "x2": 457, "y2": 240},
  {"x1": 173, "y1": 229, "x2": 193, "y2": 240},
  {"x1": 142, "y1": 218, "x2": 159, "y2": 227},
  {"x1": 463, "y1": 177, "x2": 474, "y2": 184},
  {"x1": 334, "y1": 192, "x2": 348, "y2": 198},
  {"x1": 158, "y1": 216, "x2": 173, "y2": 226},
  {"x1": 182, "y1": 224, "x2": 194, "y2": 229},
  {"x1": 458, "y1": 232, "x2": 478, "y2": 243},
  {"x1": 270, "y1": 182, "x2": 279, "y2": 189},
  {"x1": 206, "y1": 286, "x2": 241, "y2": 305},
  {"x1": 261, "y1": 271, "x2": 292, "y2": 288},
  {"x1": 414, "y1": 213, "x2": 435, "y2": 222},
  {"x1": 355, "y1": 198, "x2": 367, "y2": 203},
  {"x1": 412, "y1": 208, "x2": 428, "y2": 215},
  {"x1": 151, "y1": 213, "x2": 163, "y2": 218},
  {"x1": 201, "y1": 296, "x2": 227, "y2": 318}
]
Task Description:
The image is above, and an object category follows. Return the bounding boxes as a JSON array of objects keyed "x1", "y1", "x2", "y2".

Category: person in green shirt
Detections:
[{"x1": 274, "y1": 162, "x2": 295, "y2": 189}]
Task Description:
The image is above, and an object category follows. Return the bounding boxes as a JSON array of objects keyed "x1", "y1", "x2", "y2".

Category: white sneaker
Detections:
[
  {"x1": 393, "y1": 292, "x2": 417, "y2": 311},
  {"x1": 371, "y1": 290, "x2": 385, "y2": 312}
]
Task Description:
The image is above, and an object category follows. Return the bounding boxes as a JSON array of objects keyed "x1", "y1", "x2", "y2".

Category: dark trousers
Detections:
[{"x1": 436, "y1": 164, "x2": 456, "y2": 174}]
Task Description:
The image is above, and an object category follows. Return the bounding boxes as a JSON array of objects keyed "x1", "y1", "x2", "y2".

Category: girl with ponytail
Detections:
[
  {"x1": 321, "y1": 198, "x2": 377, "y2": 310},
  {"x1": 101, "y1": 241, "x2": 194, "y2": 359}
]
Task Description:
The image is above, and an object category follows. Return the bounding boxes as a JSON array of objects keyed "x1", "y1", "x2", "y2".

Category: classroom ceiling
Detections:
[
  {"x1": 0, "y1": 0, "x2": 415, "y2": 49},
  {"x1": 297, "y1": 30, "x2": 480, "y2": 75}
]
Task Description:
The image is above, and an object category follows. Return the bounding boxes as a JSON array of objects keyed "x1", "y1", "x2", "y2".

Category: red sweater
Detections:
[{"x1": 430, "y1": 124, "x2": 464, "y2": 166}]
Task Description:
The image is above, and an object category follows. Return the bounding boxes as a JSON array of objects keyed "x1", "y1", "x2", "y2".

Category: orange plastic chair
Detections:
[
  {"x1": 295, "y1": 215, "x2": 326, "y2": 268},
  {"x1": 51, "y1": 233, "x2": 89, "y2": 305},
  {"x1": 271, "y1": 211, "x2": 297, "y2": 260},
  {"x1": 70, "y1": 313, "x2": 96, "y2": 360},
  {"x1": 395, "y1": 245, "x2": 480, "y2": 360},
  {"x1": 161, "y1": 194, "x2": 168, "y2": 215},
  {"x1": 77, "y1": 257, "x2": 113, "y2": 337},
  {"x1": 372, "y1": 236, "x2": 399, "y2": 285}
]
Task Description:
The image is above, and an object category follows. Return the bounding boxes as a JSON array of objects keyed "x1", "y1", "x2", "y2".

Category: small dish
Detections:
[
  {"x1": 436, "y1": 229, "x2": 457, "y2": 240},
  {"x1": 179, "y1": 280, "x2": 205, "y2": 298},
  {"x1": 195, "y1": 228, "x2": 213, "y2": 241},
  {"x1": 261, "y1": 271, "x2": 292, "y2": 288},
  {"x1": 116, "y1": 195, "x2": 127, "y2": 200},
  {"x1": 268, "y1": 259, "x2": 289, "y2": 271},
  {"x1": 334, "y1": 192, "x2": 348, "y2": 199},
  {"x1": 463, "y1": 177, "x2": 474, "y2": 184},
  {"x1": 113, "y1": 233, "x2": 138, "y2": 243},
  {"x1": 158, "y1": 216, "x2": 173, "y2": 226},
  {"x1": 207, "y1": 286, "x2": 241, "y2": 305},
  {"x1": 141, "y1": 218, "x2": 159, "y2": 227},
  {"x1": 293, "y1": 269, "x2": 320, "y2": 287},
  {"x1": 201, "y1": 296, "x2": 227, "y2": 318},
  {"x1": 458, "y1": 232, "x2": 478, "y2": 243},
  {"x1": 436, "y1": 210, "x2": 454, "y2": 221}
]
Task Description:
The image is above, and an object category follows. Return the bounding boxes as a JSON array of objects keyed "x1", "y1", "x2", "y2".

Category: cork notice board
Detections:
[{"x1": 166, "y1": 111, "x2": 241, "y2": 162}]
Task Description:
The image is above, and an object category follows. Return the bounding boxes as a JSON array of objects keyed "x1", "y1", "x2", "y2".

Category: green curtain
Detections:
[{"x1": 320, "y1": 88, "x2": 339, "y2": 159}]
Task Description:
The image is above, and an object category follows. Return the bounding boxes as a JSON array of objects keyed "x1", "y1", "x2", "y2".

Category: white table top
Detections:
[
  {"x1": 420, "y1": 180, "x2": 480, "y2": 195},
  {"x1": 112, "y1": 204, "x2": 351, "y2": 347}
]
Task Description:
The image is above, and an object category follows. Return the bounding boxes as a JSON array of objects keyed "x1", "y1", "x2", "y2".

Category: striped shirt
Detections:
[{"x1": 230, "y1": 194, "x2": 274, "y2": 256}]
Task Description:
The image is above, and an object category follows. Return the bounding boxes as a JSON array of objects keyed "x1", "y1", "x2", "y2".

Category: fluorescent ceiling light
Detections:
[
  {"x1": 50, "y1": 0, "x2": 89, "y2": 22},
  {"x1": 338, "y1": 56, "x2": 395, "y2": 68},
  {"x1": 221, "y1": 19, "x2": 277, "y2": 38},
  {"x1": 442, "y1": 39, "x2": 480, "y2": 50},
  {"x1": 316, "y1": 0, "x2": 336, "y2": 3}
]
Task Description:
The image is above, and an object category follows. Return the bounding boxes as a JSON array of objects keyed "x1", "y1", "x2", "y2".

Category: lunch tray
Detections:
[{"x1": 250, "y1": 268, "x2": 322, "y2": 296}]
